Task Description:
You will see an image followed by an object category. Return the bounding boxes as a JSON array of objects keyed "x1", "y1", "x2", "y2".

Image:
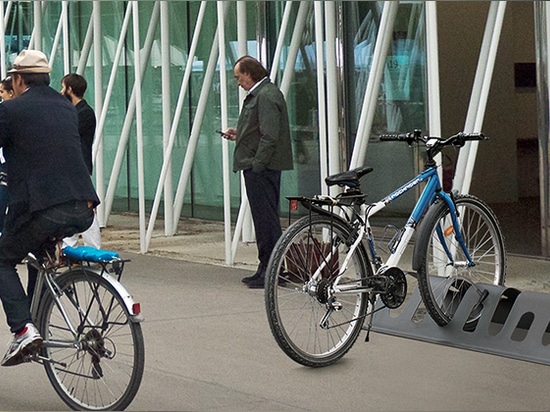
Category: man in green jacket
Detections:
[{"x1": 223, "y1": 55, "x2": 293, "y2": 289}]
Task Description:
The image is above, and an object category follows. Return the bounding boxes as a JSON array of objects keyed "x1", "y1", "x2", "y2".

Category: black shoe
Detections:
[
  {"x1": 247, "y1": 276, "x2": 265, "y2": 289},
  {"x1": 241, "y1": 273, "x2": 260, "y2": 284}
]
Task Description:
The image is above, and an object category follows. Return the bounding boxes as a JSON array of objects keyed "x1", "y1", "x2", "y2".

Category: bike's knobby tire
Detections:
[
  {"x1": 38, "y1": 268, "x2": 145, "y2": 411},
  {"x1": 415, "y1": 194, "x2": 506, "y2": 326},
  {"x1": 265, "y1": 213, "x2": 371, "y2": 367}
]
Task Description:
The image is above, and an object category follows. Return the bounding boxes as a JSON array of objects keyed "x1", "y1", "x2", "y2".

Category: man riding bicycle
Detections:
[{"x1": 0, "y1": 50, "x2": 99, "y2": 366}]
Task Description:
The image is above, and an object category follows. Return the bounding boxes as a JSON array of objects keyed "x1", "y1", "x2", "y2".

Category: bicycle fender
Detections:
[
  {"x1": 63, "y1": 267, "x2": 144, "y2": 323},
  {"x1": 101, "y1": 270, "x2": 145, "y2": 323}
]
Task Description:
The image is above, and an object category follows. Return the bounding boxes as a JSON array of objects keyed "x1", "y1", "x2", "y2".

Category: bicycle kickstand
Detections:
[{"x1": 364, "y1": 293, "x2": 377, "y2": 342}]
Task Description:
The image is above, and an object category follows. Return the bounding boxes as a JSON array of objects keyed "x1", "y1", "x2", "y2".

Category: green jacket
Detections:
[{"x1": 233, "y1": 78, "x2": 294, "y2": 173}]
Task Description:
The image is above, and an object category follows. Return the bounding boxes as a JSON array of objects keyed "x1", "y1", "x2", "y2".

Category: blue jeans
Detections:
[{"x1": 0, "y1": 200, "x2": 93, "y2": 333}]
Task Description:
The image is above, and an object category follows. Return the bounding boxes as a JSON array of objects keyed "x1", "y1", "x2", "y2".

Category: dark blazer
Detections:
[
  {"x1": 0, "y1": 85, "x2": 99, "y2": 231},
  {"x1": 233, "y1": 78, "x2": 293, "y2": 173},
  {"x1": 76, "y1": 99, "x2": 96, "y2": 175}
]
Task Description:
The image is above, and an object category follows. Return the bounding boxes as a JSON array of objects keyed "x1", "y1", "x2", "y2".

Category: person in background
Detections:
[
  {"x1": 0, "y1": 76, "x2": 14, "y2": 102},
  {"x1": 223, "y1": 55, "x2": 293, "y2": 289},
  {"x1": 0, "y1": 76, "x2": 14, "y2": 234},
  {"x1": 60, "y1": 73, "x2": 101, "y2": 249},
  {"x1": 0, "y1": 50, "x2": 99, "y2": 366}
]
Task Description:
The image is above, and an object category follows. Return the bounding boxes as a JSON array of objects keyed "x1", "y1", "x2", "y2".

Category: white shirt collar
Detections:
[{"x1": 248, "y1": 77, "x2": 268, "y2": 94}]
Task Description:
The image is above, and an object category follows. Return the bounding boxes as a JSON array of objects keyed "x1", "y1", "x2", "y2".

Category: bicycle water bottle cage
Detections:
[
  {"x1": 325, "y1": 166, "x2": 373, "y2": 189},
  {"x1": 62, "y1": 245, "x2": 120, "y2": 263}
]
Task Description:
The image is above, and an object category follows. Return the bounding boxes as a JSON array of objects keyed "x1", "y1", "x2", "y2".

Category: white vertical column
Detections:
[
  {"x1": 270, "y1": 1, "x2": 292, "y2": 83},
  {"x1": 132, "y1": 1, "x2": 146, "y2": 253},
  {"x1": 324, "y1": 1, "x2": 339, "y2": 191},
  {"x1": 453, "y1": 1, "x2": 507, "y2": 194},
  {"x1": 231, "y1": 0, "x2": 253, "y2": 260},
  {"x1": 349, "y1": 1, "x2": 399, "y2": 170},
  {"x1": 49, "y1": 4, "x2": 65, "y2": 66},
  {"x1": 280, "y1": 2, "x2": 309, "y2": 97},
  {"x1": 314, "y1": 1, "x2": 328, "y2": 193},
  {"x1": 218, "y1": 1, "x2": 232, "y2": 265},
  {"x1": 31, "y1": 1, "x2": 41, "y2": 51},
  {"x1": 62, "y1": 1, "x2": 69, "y2": 73},
  {"x1": 76, "y1": 16, "x2": 93, "y2": 74},
  {"x1": 160, "y1": 1, "x2": 174, "y2": 235},
  {"x1": 425, "y1": 2, "x2": 442, "y2": 151},
  {"x1": 535, "y1": 1, "x2": 550, "y2": 256},
  {"x1": 93, "y1": 1, "x2": 105, "y2": 229},
  {"x1": 0, "y1": 2, "x2": 5, "y2": 78}
]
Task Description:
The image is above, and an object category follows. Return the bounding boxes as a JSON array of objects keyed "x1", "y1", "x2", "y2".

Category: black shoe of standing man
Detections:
[
  {"x1": 241, "y1": 272, "x2": 261, "y2": 284},
  {"x1": 247, "y1": 274, "x2": 265, "y2": 289}
]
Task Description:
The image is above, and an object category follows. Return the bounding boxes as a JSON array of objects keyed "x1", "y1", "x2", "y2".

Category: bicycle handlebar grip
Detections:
[
  {"x1": 459, "y1": 132, "x2": 488, "y2": 141},
  {"x1": 379, "y1": 132, "x2": 413, "y2": 141}
]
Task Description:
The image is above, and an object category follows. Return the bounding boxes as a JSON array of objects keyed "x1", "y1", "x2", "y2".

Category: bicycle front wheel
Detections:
[
  {"x1": 38, "y1": 268, "x2": 145, "y2": 411},
  {"x1": 265, "y1": 213, "x2": 371, "y2": 367},
  {"x1": 415, "y1": 194, "x2": 506, "y2": 326}
]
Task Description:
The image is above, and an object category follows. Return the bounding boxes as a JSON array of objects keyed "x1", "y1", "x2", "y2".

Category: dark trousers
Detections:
[
  {"x1": 0, "y1": 184, "x2": 7, "y2": 233},
  {"x1": 243, "y1": 169, "x2": 282, "y2": 277},
  {"x1": 0, "y1": 200, "x2": 93, "y2": 333}
]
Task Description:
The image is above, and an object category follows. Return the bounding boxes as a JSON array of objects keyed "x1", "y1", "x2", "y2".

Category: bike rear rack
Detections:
[{"x1": 370, "y1": 280, "x2": 550, "y2": 366}]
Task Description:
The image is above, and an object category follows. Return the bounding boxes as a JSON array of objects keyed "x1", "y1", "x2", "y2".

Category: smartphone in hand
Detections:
[{"x1": 217, "y1": 129, "x2": 236, "y2": 141}]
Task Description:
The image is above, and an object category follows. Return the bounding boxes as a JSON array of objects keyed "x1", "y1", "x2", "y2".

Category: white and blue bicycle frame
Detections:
[
  {"x1": 363, "y1": 165, "x2": 474, "y2": 274},
  {"x1": 312, "y1": 164, "x2": 474, "y2": 291}
]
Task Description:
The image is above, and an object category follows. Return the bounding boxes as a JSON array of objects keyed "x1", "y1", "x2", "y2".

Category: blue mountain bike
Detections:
[{"x1": 265, "y1": 130, "x2": 506, "y2": 367}]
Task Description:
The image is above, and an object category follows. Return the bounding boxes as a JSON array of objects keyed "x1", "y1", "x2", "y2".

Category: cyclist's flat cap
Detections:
[{"x1": 8, "y1": 50, "x2": 52, "y2": 74}]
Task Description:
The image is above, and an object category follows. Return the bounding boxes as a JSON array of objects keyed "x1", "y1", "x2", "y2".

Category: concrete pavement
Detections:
[{"x1": 1, "y1": 214, "x2": 550, "y2": 410}]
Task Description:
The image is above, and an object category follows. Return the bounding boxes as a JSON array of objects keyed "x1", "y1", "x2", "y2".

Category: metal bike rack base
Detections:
[{"x1": 369, "y1": 282, "x2": 550, "y2": 366}]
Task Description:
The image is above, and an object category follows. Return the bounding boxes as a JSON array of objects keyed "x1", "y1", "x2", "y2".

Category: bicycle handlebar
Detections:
[
  {"x1": 379, "y1": 129, "x2": 488, "y2": 166},
  {"x1": 379, "y1": 129, "x2": 488, "y2": 147}
]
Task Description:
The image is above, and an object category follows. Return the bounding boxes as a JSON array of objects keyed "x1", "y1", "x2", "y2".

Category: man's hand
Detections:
[{"x1": 222, "y1": 127, "x2": 237, "y2": 141}]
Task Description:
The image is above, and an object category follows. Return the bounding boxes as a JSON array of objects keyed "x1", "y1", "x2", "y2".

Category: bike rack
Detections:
[{"x1": 370, "y1": 280, "x2": 550, "y2": 366}]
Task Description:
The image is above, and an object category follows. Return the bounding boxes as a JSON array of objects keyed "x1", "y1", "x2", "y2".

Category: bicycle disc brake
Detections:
[{"x1": 379, "y1": 267, "x2": 407, "y2": 309}]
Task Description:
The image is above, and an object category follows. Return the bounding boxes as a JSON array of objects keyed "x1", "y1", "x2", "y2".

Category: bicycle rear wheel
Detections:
[
  {"x1": 265, "y1": 213, "x2": 371, "y2": 367},
  {"x1": 415, "y1": 194, "x2": 506, "y2": 326},
  {"x1": 38, "y1": 268, "x2": 144, "y2": 411}
]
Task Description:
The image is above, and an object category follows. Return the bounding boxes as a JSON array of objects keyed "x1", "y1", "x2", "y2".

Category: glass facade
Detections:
[
  {"x1": 343, "y1": 2, "x2": 427, "y2": 207},
  {"x1": 2, "y1": 1, "x2": 547, "y2": 257},
  {"x1": 0, "y1": 1, "x2": 430, "y2": 225}
]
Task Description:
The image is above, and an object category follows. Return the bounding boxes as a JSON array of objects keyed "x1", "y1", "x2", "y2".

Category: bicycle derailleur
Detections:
[{"x1": 371, "y1": 266, "x2": 407, "y2": 309}]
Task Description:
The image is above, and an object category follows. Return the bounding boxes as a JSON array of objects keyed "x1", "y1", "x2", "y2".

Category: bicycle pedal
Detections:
[{"x1": 19, "y1": 353, "x2": 35, "y2": 364}]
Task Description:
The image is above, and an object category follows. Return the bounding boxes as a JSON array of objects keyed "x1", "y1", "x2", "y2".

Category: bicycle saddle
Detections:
[{"x1": 325, "y1": 166, "x2": 373, "y2": 188}]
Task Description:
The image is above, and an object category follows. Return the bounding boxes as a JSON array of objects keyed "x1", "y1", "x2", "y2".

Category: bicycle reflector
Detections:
[
  {"x1": 132, "y1": 303, "x2": 141, "y2": 315},
  {"x1": 444, "y1": 226, "x2": 454, "y2": 237},
  {"x1": 290, "y1": 199, "x2": 298, "y2": 211}
]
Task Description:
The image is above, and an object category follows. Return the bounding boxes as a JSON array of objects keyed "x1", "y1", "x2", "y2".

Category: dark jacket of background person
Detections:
[
  {"x1": 0, "y1": 85, "x2": 99, "y2": 233},
  {"x1": 233, "y1": 78, "x2": 294, "y2": 173},
  {"x1": 76, "y1": 99, "x2": 96, "y2": 175}
]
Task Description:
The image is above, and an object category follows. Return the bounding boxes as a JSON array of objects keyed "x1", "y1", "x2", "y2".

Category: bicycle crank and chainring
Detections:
[{"x1": 379, "y1": 267, "x2": 407, "y2": 309}]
